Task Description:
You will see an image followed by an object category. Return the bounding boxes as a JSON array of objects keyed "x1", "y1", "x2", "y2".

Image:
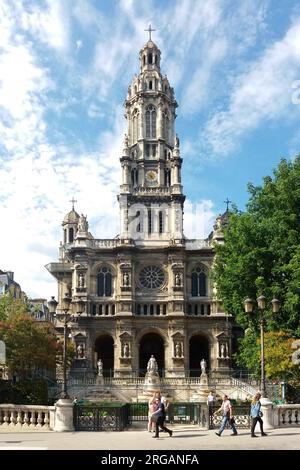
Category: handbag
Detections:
[
  {"x1": 259, "y1": 411, "x2": 263, "y2": 417},
  {"x1": 229, "y1": 417, "x2": 235, "y2": 425}
]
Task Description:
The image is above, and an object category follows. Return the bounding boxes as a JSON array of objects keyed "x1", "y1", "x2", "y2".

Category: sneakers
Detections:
[
  {"x1": 261, "y1": 432, "x2": 267, "y2": 436},
  {"x1": 215, "y1": 432, "x2": 221, "y2": 437}
]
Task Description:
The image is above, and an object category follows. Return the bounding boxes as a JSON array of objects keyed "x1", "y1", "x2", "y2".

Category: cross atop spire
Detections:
[
  {"x1": 224, "y1": 197, "x2": 232, "y2": 212},
  {"x1": 144, "y1": 24, "x2": 156, "y2": 41},
  {"x1": 70, "y1": 197, "x2": 77, "y2": 211}
]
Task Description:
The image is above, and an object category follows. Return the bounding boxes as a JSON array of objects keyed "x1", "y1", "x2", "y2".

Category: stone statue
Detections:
[
  {"x1": 175, "y1": 342, "x2": 182, "y2": 358},
  {"x1": 175, "y1": 134, "x2": 180, "y2": 147},
  {"x1": 97, "y1": 358, "x2": 103, "y2": 376},
  {"x1": 200, "y1": 358, "x2": 207, "y2": 375},
  {"x1": 78, "y1": 272, "x2": 85, "y2": 288},
  {"x1": 214, "y1": 215, "x2": 222, "y2": 232},
  {"x1": 220, "y1": 343, "x2": 226, "y2": 358},
  {"x1": 123, "y1": 272, "x2": 130, "y2": 287},
  {"x1": 76, "y1": 344, "x2": 84, "y2": 359},
  {"x1": 78, "y1": 214, "x2": 88, "y2": 232},
  {"x1": 147, "y1": 355, "x2": 158, "y2": 374},
  {"x1": 175, "y1": 272, "x2": 182, "y2": 287},
  {"x1": 123, "y1": 133, "x2": 129, "y2": 148},
  {"x1": 123, "y1": 342, "x2": 130, "y2": 358}
]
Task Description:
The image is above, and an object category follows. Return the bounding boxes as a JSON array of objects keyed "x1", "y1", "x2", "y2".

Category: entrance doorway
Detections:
[
  {"x1": 94, "y1": 335, "x2": 114, "y2": 377},
  {"x1": 189, "y1": 334, "x2": 209, "y2": 377},
  {"x1": 139, "y1": 333, "x2": 164, "y2": 376}
]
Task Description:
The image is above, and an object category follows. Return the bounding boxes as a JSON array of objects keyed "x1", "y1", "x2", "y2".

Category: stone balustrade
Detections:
[
  {"x1": 0, "y1": 404, "x2": 55, "y2": 430},
  {"x1": 274, "y1": 404, "x2": 300, "y2": 427}
]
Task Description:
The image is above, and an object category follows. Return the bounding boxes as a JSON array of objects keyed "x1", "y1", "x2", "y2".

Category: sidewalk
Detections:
[{"x1": 0, "y1": 425, "x2": 299, "y2": 450}]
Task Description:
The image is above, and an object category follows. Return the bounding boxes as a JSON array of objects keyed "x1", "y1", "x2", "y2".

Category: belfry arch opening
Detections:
[
  {"x1": 139, "y1": 332, "x2": 164, "y2": 376},
  {"x1": 189, "y1": 334, "x2": 209, "y2": 377},
  {"x1": 94, "y1": 335, "x2": 114, "y2": 377}
]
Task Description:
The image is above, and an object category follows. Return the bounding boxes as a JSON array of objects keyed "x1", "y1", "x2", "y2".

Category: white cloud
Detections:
[{"x1": 202, "y1": 17, "x2": 300, "y2": 156}]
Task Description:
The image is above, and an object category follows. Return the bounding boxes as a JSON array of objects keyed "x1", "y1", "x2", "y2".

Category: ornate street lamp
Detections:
[
  {"x1": 48, "y1": 293, "x2": 75, "y2": 399},
  {"x1": 244, "y1": 295, "x2": 280, "y2": 398}
]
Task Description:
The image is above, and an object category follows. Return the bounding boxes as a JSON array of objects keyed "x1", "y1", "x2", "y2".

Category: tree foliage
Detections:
[
  {"x1": 0, "y1": 294, "x2": 60, "y2": 379},
  {"x1": 213, "y1": 156, "x2": 300, "y2": 337}
]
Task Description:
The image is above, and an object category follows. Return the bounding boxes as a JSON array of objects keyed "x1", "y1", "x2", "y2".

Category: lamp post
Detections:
[
  {"x1": 244, "y1": 295, "x2": 280, "y2": 398},
  {"x1": 48, "y1": 293, "x2": 75, "y2": 399}
]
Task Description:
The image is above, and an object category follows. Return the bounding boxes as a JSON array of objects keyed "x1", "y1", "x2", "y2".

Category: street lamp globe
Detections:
[
  {"x1": 244, "y1": 298, "x2": 254, "y2": 314},
  {"x1": 62, "y1": 292, "x2": 72, "y2": 312},
  {"x1": 257, "y1": 295, "x2": 266, "y2": 310},
  {"x1": 48, "y1": 296, "x2": 58, "y2": 315},
  {"x1": 271, "y1": 297, "x2": 280, "y2": 313}
]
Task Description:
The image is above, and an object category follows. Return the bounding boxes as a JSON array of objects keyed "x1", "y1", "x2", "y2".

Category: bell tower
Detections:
[{"x1": 118, "y1": 30, "x2": 185, "y2": 245}]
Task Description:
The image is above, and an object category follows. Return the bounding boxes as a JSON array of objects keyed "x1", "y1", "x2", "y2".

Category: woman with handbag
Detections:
[{"x1": 250, "y1": 392, "x2": 267, "y2": 437}]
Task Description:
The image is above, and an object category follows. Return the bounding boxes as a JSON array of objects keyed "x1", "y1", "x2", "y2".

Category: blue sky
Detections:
[{"x1": 0, "y1": 0, "x2": 300, "y2": 299}]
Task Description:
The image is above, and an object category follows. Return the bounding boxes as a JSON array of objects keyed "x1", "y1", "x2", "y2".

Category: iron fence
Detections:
[
  {"x1": 74, "y1": 404, "x2": 129, "y2": 431},
  {"x1": 208, "y1": 405, "x2": 251, "y2": 429}
]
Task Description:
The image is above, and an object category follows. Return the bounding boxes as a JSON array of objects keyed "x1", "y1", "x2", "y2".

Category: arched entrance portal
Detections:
[
  {"x1": 94, "y1": 335, "x2": 114, "y2": 377},
  {"x1": 189, "y1": 334, "x2": 209, "y2": 377},
  {"x1": 139, "y1": 333, "x2": 164, "y2": 376}
]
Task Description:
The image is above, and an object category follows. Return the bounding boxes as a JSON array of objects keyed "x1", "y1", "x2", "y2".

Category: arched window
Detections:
[
  {"x1": 143, "y1": 56, "x2": 145, "y2": 66},
  {"x1": 148, "y1": 52, "x2": 153, "y2": 64},
  {"x1": 145, "y1": 105, "x2": 156, "y2": 138},
  {"x1": 97, "y1": 267, "x2": 112, "y2": 297},
  {"x1": 155, "y1": 55, "x2": 158, "y2": 65},
  {"x1": 191, "y1": 267, "x2": 207, "y2": 297},
  {"x1": 69, "y1": 227, "x2": 74, "y2": 243},
  {"x1": 149, "y1": 80, "x2": 152, "y2": 90},
  {"x1": 165, "y1": 169, "x2": 171, "y2": 187},
  {"x1": 64, "y1": 229, "x2": 67, "y2": 244},
  {"x1": 132, "y1": 110, "x2": 139, "y2": 143}
]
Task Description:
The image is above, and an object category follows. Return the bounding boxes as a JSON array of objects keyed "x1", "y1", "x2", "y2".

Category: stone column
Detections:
[
  {"x1": 260, "y1": 398, "x2": 274, "y2": 430},
  {"x1": 54, "y1": 399, "x2": 75, "y2": 432}
]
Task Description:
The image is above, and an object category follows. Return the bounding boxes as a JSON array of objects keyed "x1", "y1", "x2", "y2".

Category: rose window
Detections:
[{"x1": 139, "y1": 266, "x2": 165, "y2": 289}]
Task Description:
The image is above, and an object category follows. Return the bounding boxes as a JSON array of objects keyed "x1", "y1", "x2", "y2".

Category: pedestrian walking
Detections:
[
  {"x1": 151, "y1": 398, "x2": 173, "y2": 438},
  {"x1": 250, "y1": 392, "x2": 267, "y2": 437},
  {"x1": 215, "y1": 394, "x2": 238, "y2": 437}
]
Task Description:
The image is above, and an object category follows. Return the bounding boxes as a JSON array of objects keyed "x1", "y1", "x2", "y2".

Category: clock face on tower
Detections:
[{"x1": 145, "y1": 170, "x2": 157, "y2": 184}]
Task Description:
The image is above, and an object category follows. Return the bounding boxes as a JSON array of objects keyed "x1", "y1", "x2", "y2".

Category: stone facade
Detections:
[{"x1": 46, "y1": 39, "x2": 233, "y2": 383}]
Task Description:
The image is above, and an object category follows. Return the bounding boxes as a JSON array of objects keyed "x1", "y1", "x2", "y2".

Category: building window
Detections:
[
  {"x1": 97, "y1": 267, "x2": 112, "y2": 297},
  {"x1": 149, "y1": 80, "x2": 152, "y2": 90},
  {"x1": 132, "y1": 110, "x2": 139, "y2": 143},
  {"x1": 139, "y1": 265, "x2": 165, "y2": 289},
  {"x1": 69, "y1": 227, "x2": 74, "y2": 243},
  {"x1": 136, "y1": 210, "x2": 142, "y2": 233},
  {"x1": 159, "y1": 211, "x2": 164, "y2": 234},
  {"x1": 191, "y1": 268, "x2": 207, "y2": 297},
  {"x1": 148, "y1": 52, "x2": 153, "y2": 64},
  {"x1": 145, "y1": 105, "x2": 156, "y2": 138},
  {"x1": 165, "y1": 169, "x2": 171, "y2": 187},
  {"x1": 148, "y1": 208, "x2": 152, "y2": 234},
  {"x1": 163, "y1": 112, "x2": 169, "y2": 141}
]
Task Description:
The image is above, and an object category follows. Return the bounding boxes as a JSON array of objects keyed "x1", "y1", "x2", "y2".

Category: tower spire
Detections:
[
  {"x1": 69, "y1": 197, "x2": 77, "y2": 211},
  {"x1": 144, "y1": 24, "x2": 156, "y2": 41}
]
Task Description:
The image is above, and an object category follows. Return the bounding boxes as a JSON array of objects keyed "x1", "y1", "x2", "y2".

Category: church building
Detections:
[{"x1": 46, "y1": 36, "x2": 233, "y2": 386}]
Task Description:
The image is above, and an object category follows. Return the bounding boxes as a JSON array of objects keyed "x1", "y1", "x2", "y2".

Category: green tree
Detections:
[
  {"x1": 213, "y1": 156, "x2": 300, "y2": 395},
  {"x1": 213, "y1": 156, "x2": 300, "y2": 338},
  {"x1": 0, "y1": 294, "x2": 60, "y2": 379}
]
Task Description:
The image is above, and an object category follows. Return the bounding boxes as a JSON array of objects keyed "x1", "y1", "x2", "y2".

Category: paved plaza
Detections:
[{"x1": 0, "y1": 425, "x2": 299, "y2": 450}]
